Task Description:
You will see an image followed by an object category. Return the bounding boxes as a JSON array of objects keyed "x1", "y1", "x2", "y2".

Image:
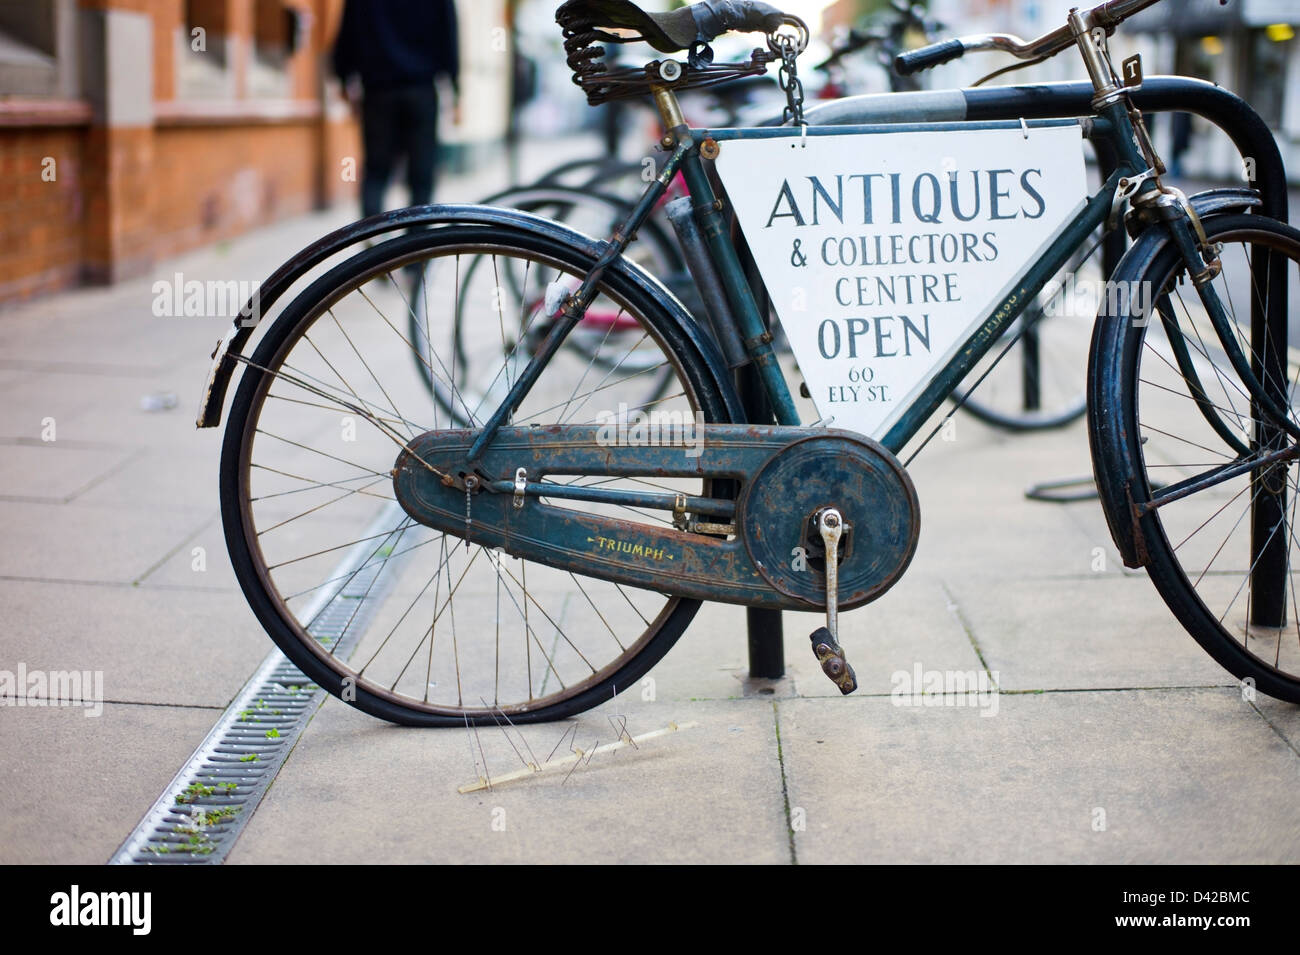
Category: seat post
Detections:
[
  {"x1": 651, "y1": 84, "x2": 686, "y2": 136},
  {"x1": 651, "y1": 77, "x2": 787, "y2": 682}
]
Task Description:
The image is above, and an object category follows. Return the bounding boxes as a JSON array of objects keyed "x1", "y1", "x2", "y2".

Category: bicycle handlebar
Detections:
[
  {"x1": 895, "y1": 0, "x2": 1180, "y2": 76},
  {"x1": 692, "y1": 0, "x2": 787, "y2": 44},
  {"x1": 893, "y1": 38, "x2": 963, "y2": 75}
]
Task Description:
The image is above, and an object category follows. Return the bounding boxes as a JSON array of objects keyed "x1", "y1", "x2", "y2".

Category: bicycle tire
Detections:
[
  {"x1": 1090, "y1": 213, "x2": 1300, "y2": 702},
  {"x1": 221, "y1": 223, "x2": 736, "y2": 725}
]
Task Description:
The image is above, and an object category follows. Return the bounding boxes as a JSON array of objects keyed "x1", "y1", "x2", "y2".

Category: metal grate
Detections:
[{"x1": 110, "y1": 506, "x2": 405, "y2": 864}]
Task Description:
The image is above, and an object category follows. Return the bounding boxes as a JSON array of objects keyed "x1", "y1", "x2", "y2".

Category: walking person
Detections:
[{"x1": 333, "y1": 0, "x2": 461, "y2": 217}]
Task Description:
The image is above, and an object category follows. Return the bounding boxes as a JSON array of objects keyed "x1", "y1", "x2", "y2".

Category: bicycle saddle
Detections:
[{"x1": 556, "y1": 0, "x2": 786, "y2": 54}]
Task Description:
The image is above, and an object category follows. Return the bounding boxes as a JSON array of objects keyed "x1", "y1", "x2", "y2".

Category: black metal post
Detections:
[
  {"x1": 1250, "y1": 243, "x2": 1290, "y2": 629},
  {"x1": 740, "y1": 243, "x2": 785, "y2": 679},
  {"x1": 1021, "y1": 326, "x2": 1042, "y2": 412},
  {"x1": 968, "y1": 78, "x2": 1290, "y2": 627}
]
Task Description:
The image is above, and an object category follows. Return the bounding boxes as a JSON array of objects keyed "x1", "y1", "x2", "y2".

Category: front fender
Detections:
[
  {"x1": 1088, "y1": 188, "x2": 1262, "y2": 568},
  {"x1": 196, "y1": 203, "x2": 743, "y2": 428}
]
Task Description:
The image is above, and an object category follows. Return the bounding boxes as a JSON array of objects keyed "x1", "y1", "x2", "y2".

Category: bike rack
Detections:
[
  {"x1": 740, "y1": 238, "x2": 788, "y2": 679},
  {"x1": 971, "y1": 77, "x2": 1291, "y2": 629},
  {"x1": 742, "y1": 76, "x2": 1292, "y2": 677}
]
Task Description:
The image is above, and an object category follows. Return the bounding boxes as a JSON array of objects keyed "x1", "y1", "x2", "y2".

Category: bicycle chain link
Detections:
[{"x1": 772, "y1": 32, "x2": 805, "y2": 127}]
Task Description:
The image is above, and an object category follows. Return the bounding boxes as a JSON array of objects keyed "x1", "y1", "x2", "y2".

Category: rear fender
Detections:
[{"x1": 196, "y1": 203, "x2": 743, "y2": 427}]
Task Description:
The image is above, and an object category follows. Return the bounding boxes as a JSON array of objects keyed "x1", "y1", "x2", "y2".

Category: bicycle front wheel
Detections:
[
  {"x1": 1092, "y1": 213, "x2": 1300, "y2": 701},
  {"x1": 220, "y1": 223, "x2": 733, "y2": 725}
]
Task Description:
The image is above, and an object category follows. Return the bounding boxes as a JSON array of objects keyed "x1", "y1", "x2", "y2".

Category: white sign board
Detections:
[{"x1": 714, "y1": 124, "x2": 1087, "y2": 439}]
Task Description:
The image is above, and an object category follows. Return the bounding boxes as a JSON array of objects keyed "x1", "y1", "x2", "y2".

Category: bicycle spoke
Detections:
[{"x1": 229, "y1": 237, "x2": 710, "y2": 722}]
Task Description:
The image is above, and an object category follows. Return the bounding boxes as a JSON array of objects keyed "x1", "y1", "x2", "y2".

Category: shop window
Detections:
[
  {"x1": 179, "y1": 0, "x2": 232, "y2": 97},
  {"x1": 0, "y1": 0, "x2": 69, "y2": 97},
  {"x1": 1244, "y1": 26, "x2": 1291, "y2": 128},
  {"x1": 249, "y1": 0, "x2": 305, "y2": 97}
]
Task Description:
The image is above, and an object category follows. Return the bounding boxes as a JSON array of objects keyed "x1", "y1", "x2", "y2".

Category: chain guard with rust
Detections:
[
  {"x1": 393, "y1": 424, "x2": 919, "y2": 611},
  {"x1": 740, "y1": 433, "x2": 918, "y2": 606}
]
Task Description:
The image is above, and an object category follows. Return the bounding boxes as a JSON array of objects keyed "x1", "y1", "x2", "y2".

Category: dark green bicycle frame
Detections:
[
  {"x1": 467, "y1": 96, "x2": 1273, "y2": 488},
  {"x1": 677, "y1": 116, "x2": 1133, "y2": 453}
]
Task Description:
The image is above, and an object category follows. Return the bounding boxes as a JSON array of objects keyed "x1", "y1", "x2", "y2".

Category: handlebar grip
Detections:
[
  {"x1": 894, "y1": 38, "x2": 965, "y2": 75},
  {"x1": 692, "y1": 0, "x2": 786, "y2": 42}
]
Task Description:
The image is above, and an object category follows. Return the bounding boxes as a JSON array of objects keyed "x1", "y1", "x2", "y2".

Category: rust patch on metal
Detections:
[{"x1": 1124, "y1": 480, "x2": 1151, "y2": 568}]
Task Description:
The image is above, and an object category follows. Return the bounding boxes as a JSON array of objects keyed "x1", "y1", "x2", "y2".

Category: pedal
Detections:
[
  {"x1": 809, "y1": 508, "x2": 857, "y2": 695},
  {"x1": 810, "y1": 627, "x2": 856, "y2": 695}
]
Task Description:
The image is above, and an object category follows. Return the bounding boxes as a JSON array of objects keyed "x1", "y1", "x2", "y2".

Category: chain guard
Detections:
[
  {"x1": 393, "y1": 424, "x2": 919, "y2": 611},
  {"x1": 740, "y1": 433, "x2": 919, "y2": 606}
]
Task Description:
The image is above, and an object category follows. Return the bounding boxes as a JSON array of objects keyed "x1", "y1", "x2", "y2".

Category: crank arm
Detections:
[{"x1": 809, "y1": 507, "x2": 857, "y2": 695}]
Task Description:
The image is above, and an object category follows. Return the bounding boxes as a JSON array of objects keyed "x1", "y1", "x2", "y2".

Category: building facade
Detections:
[{"x1": 0, "y1": 0, "x2": 510, "y2": 307}]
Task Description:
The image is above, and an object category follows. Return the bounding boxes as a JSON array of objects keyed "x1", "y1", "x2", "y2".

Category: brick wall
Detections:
[
  {"x1": 149, "y1": 123, "x2": 321, "y2": 252},
  {"x1": 0, "y1": 126, "x2": 88, "y2": 302},
  {"x1": 0, "y1": 0, "x2": 359, "y2": 307}
]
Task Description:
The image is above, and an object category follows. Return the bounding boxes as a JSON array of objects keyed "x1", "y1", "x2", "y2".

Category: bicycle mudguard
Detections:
[
  {"x1": 1087, "y1": 190, "x2": 1262, "y2": 569},
  {"x1": 195, "y1": 204, "x2": 743, "y2": 430}
]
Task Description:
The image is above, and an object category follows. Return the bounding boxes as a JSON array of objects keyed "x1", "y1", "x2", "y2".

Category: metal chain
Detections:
[{"x1": 773, "y1": 33, "x2": 805, "y2": 127}]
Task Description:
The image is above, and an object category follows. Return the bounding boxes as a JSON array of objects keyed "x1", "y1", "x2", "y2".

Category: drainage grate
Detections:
[{"x1": 110, "y1": 505, "x2": 405, "y2": 864}]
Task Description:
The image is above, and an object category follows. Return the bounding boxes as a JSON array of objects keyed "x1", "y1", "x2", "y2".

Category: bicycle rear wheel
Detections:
[{"x1": 220, "y1": 223, "x2": 733, "y2": 725}]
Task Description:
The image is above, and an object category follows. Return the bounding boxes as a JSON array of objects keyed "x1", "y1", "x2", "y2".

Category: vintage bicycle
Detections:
[{"x1": 198, "y1": 0, "x2": 1300, "y2": 724}]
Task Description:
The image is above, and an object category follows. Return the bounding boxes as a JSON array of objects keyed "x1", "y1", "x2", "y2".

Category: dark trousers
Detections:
[{"x1": 360, "y1": 84, "x2": 440, "y2": 217}]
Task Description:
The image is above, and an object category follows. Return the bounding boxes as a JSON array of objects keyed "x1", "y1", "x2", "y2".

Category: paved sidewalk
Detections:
[{"x1": 2, "y1": 147, "x2": 1299, "y2": 864}]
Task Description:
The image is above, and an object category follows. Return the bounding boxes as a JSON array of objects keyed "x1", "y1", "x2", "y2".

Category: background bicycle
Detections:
[{"x1": 450, "y1": 1, "x2": 1109, "y2": 435}]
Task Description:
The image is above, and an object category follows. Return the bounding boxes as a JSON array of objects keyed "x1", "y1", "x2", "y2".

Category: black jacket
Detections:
[{"x1": 332, "y1": 0, "x2": 460, "y2": 94}]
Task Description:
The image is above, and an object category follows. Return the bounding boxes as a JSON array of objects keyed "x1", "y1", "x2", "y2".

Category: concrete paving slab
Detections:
[
  {"x1": 0, "y1": 373, "x2": 110, "y2": 443},
  {"x1": 0, "y1": 702, "x2": 218, "y2": 864},
  {"x1": 943, "y1": 572, "x2": 1232, "y2": 691},
  {"x1": 780, "y1": 688, "x2": 1300, "y2": 864},
  {"x1": 0, "y1": 368, "x2": 36, "y2": 389},
  {"x1": 1252, "y1": 694, "x2": 1300, "y2": 752},
  {"x1": 135, "y1": 514, "x2": 237, "y2": 591},
  {"x1": 0, "y1": 579, "x2": 267, "y2": 708},
  {"x1": 54, "y1": 377, "x2": 221, "y2": 451},
  {"x1": 73, "y1": 438, "x2": 223, "y2": 514},
  {"x1": 1059, "y1": 495, "x2": 1145, "y2": 580},
  {"x1": 0, "y1": 499, "x2": 211, "y2": 584},
  {"x1": 780, "y1": 573, "x2": 987, "y2": 699},
  {"x1": 0, "y1": 442, "x2": 137, "y2": 503},
  {"x1": 907, "y1": 461, "x2": 1110, "y2": 582},
  {"x1": 0, "y1": 287, "x2": 221, "y2": 372},
  {"x1": 229, "y1": 696, "x2": 791, "y2": 864},
  {"x1": 629, "y1": 600, "x2": 759, "y2": 702}
]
